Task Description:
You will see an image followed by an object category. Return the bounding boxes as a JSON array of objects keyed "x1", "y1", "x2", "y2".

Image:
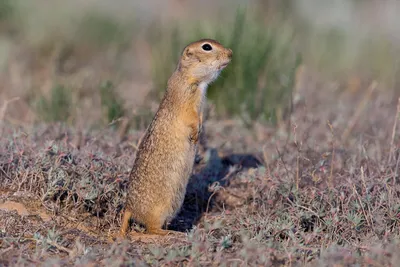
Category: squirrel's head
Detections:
[{"x1": 178, "y1": 39, "x2": 233, "y2": 85}]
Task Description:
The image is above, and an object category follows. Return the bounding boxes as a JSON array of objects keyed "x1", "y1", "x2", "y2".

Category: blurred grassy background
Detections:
[{"x1": 0, "y1": 0, "x2": 399, "y2": 129}]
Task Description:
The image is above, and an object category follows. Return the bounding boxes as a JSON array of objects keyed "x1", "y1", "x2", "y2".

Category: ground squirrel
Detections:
[{"x1": 119, "y1": 39, "x2": 232, "y2": 237}]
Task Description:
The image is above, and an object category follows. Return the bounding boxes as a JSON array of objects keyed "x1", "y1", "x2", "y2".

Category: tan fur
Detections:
[{"x1": 119, "y1": 39, "x2": 232, "y2": 237}]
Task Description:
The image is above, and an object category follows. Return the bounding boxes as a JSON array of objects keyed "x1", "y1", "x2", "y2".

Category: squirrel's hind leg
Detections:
[{"x1": 119, "y1": 209, "x2": 132, "y2": 238}]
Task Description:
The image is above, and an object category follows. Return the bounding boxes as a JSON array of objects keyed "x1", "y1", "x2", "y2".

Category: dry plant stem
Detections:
[
  {"x1": 205, "y1": 182, "x2": 224, "y2": 218},
  {"x1": 341, "y1": 81, "x2": 377, "y2": 143},
  {"x1": 327, "y1": 121, "x2": 335, "y2": 189},
  {"x1": 394, "y1": 151, "x2": 400, "y2": 185},
  {"x1": 352, "y1": 184, "x2": 371, "y2": 229},
  {"x1": 293, "y1": 123, "x2": 300, "y2": 190},
  {"x1": 388, "y1": 97, "x2": 400, "y2": 164},
  {"x1": 276, "y1": 147, "x2": 290, "y2": 181},
  {"x1": 87, "y1": 118, "x2": 124, "y2": 146},
  {"x1": 360, "y1": 166, "x2": 376, "y2": 234},
  {"x1": 0, "y1": 246, "x2": 14, "y2": 256},
  {"x1": 0, "y1": 97, "x2": 20, "y2": 135},
  {"x1": 262, "y1": 144, "x2": 270, "y2": 170},
  {"x1": 296, "y1": 154, "x2": 300, "y2": 191},
  {"x1": 117, "y1": 117, "x2": 130, "y2": 143},
  {"x1": 47, "y1": 240, "x2": 73, "y2": 255}
]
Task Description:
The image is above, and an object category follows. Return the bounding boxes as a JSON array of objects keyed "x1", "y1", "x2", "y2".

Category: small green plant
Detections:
[
  {"x1": 99, "y1": 80, "x2": 125, "y2": 124},
  {"x1": 149, "y1": 8, "x2": 301, "y2": 124},
  {"x1": 36, "y1": 84, "x2": 72, "y2": 122}
]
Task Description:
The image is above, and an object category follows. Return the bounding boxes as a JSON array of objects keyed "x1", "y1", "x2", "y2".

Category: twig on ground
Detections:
[{"x1": 47, "y1": 240, "x2": 73, "y2": 255}]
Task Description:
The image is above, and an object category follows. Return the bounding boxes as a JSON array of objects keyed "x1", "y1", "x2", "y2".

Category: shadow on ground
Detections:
[{"x1": 169, "y1": 148, "x2": 262, "y2": 232}]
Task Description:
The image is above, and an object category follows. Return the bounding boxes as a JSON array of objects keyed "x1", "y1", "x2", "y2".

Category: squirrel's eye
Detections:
[{"x1": 202, "y1": 43, "x2": 212, "y2": 51}]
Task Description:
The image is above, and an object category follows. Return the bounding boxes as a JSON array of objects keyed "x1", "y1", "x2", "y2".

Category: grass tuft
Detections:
[
  {"x1": 99, "y1": 80, "x2": 125, "y2": 124},
  {"x1": 36, "y1": 84, "x2": 73, "y2": 123}
]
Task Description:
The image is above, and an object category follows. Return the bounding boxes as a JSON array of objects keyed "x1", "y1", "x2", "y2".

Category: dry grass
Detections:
[
  {"x1": 0, "y1": 1, "x2": 400, "y2": 266},
  {"x1": 1, "y1": 69, "x2": 400, "y2": 266}
]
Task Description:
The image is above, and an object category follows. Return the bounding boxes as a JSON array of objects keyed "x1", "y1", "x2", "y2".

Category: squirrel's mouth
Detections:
[{"x1": 218, "y1": 62, "x2": 230, "y2": 70}]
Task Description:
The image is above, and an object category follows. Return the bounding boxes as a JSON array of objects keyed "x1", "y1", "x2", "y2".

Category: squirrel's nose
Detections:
[{"x1": 226, "y1": 48, "x2": 233, "y2": 59}]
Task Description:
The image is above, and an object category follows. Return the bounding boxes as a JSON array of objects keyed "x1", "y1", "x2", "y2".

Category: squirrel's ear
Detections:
[{"x1": 185, "y1": 48, "x2": 193, "y2": 58}]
